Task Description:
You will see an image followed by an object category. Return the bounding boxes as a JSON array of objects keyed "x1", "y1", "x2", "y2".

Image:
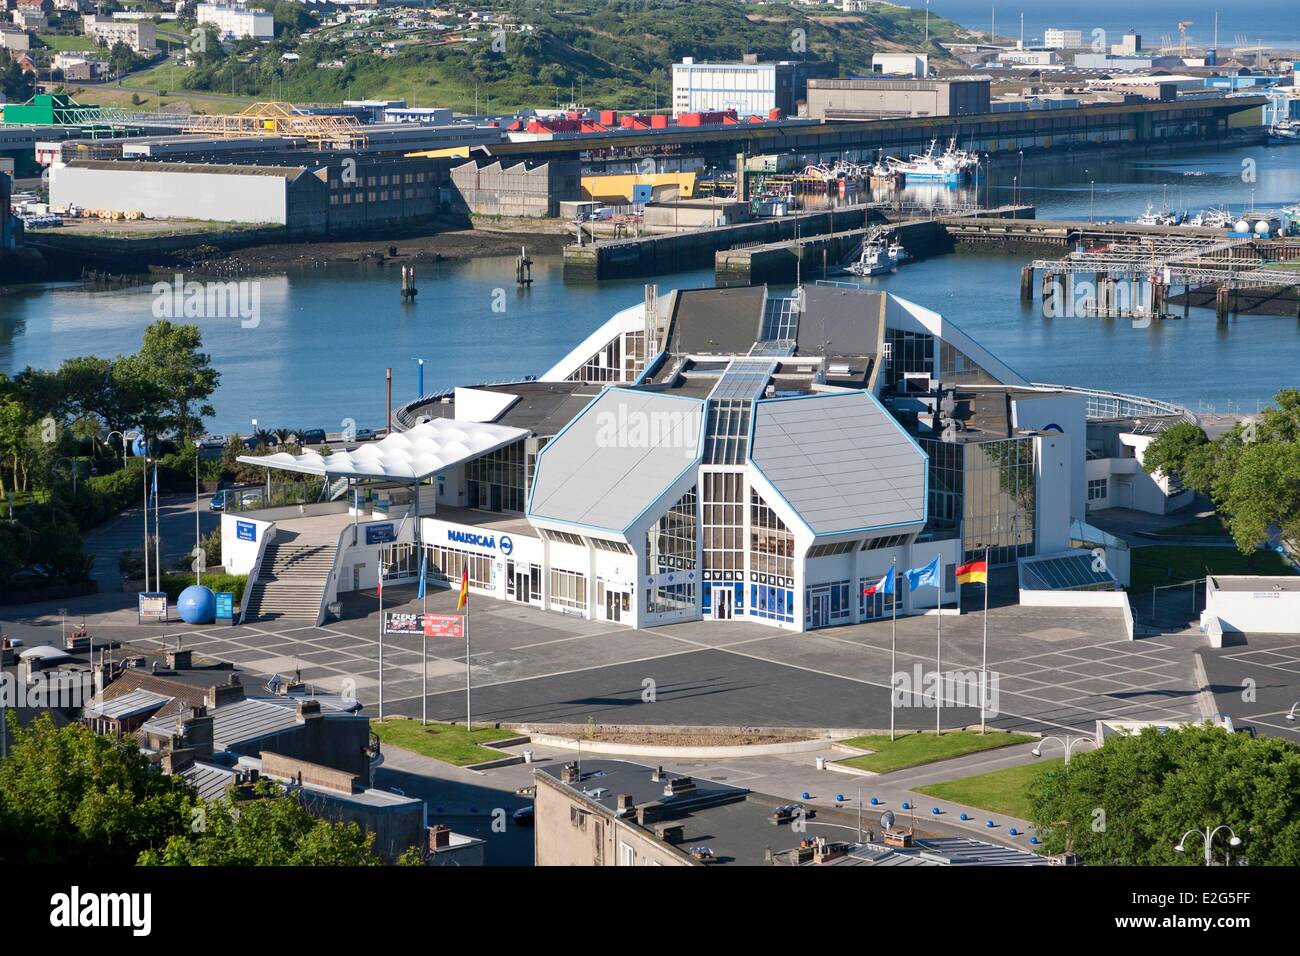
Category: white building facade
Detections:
[{"x1": 197, "y1": 3, "x2": 274, "y2": 40}]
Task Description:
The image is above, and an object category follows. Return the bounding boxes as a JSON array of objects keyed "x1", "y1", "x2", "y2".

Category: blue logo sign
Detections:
[
  {"x1": 500, "y1": 534, "x2": 514, "y2": 556},
  {"x1": 366, "y1": 523, "x2": 396, "y2": 545},
  {"x1": 448, "y1": 528, "x2": 496, "y2": 549},
  {"x1": 235, "y1": 520, "x2": 256, "y2": 542},
  {"x1": 1042, "y1": 422, "x2": 1064, "y2": 433}
]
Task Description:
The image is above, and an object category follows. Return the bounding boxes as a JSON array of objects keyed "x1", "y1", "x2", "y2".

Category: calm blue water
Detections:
[
  {"x1": 2, "y1": 140, "x2": 1298, "y2": 431},
  {"x1": 911, "y1": 0, "x2": 1300, "y2": 51}
]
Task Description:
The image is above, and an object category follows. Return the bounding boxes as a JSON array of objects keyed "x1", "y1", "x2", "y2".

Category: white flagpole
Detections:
[
  {"x1": 890, "y1": 559, "x2": 897, "y2": 742},
  {"x1": 981, "y1": 547, "x2": 990, "y2": 734},
  {"x1": 153, "y1": 464, "x2": 161, "y2": 590},
  {"x1": 142, "y1": 450, "x2": 150, "y2": 593},
  {"x1": 421, "y1": 555, "x2": 428, "y2": 726},
  {"x1": 464, "y1": 586, "x2": 472, "y2": 732},
  {"x1": 378, "y1": 564, "x2": 385, "y2": 719},
  {"x1": 936, "y1": 561, "x2": 943, "y2": 736}
]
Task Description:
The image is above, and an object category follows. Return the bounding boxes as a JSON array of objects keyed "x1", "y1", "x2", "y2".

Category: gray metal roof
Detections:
[
  {"x1": 181, "y1": 762, "x2": 237, "y2": 803},
  {"x1": 749, "y1": 391, "x2": 926, "y2": 536},
  {"x1": 528, "y1": 389, "x2": 704, "y2": 533},
  {"x1": 84, "y1": 688, "x2": 170, "y2": 721},
  {"x1": 795, "y1": 285, "x2": 885, "y2": 357},
  {"x1": 141, "y1": 696, "x2": 359, "y2": 752}
]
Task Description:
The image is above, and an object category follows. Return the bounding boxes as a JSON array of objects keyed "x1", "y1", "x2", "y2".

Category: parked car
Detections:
[
  {"x1": 299, "y1": 429, "x2": 327, "y2": 445},
  {"x1": 241, "y1": 435, "x2": 261, "y2": 450},
  {"x1": 208, "y1": 487, "x2": 263, "y2": 512},
  {"x1": 199, "y1": 434, "x2": 227, "y2": 449},
  {"x1": 354, "y1": 427, "x2": 376, "y2": 441}
]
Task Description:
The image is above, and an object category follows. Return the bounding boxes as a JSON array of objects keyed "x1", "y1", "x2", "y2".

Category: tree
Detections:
[
  {"x1": 1028, "y1": 725, "x2": 1300, "y2": 866},
  {"x1": 138, "y1": 780, "x2": 382, "y2": 866},
  {"x1": 1143, "y1": 389, "x2": 1300, "y2": 552},
  {"x1": 0, "y1": 49, "x2": 34, "y2": 104},
  {"x1": 126, "y1": 320, "x2": 220, "y2": 441},
  {"x1": 0, "y1": 714, "x2": 195, "y2": 866}
]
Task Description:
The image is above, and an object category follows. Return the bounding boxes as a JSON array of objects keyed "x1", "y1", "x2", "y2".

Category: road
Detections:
[{"x1": 83, "y1": 490, "x2": 220, "y2": 591}]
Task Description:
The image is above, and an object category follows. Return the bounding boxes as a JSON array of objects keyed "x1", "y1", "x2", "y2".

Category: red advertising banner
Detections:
[{"x1": 423, "y1": 614, "x2": 465, "y2": 638}]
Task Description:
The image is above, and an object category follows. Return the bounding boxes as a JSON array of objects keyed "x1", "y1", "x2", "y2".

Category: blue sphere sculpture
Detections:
[{"x1": 177, "y1": 585, "x2": 216, "y2": 625}]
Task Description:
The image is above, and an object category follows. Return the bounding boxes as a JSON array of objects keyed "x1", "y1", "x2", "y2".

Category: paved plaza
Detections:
[{"x1": 5, "y1": 579, "x2": 1226, "y2": 737}]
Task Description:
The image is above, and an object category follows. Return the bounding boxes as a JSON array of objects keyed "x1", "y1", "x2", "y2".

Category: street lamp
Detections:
[
  {"x1": 1175, "y1": 825, "x2": 1242, "y2": 866},
  {"x1": 1285, "y1": 701, "x2": 1298, "y2": 722},
  {"x1": 1031, "y1": 734, "x2": 1098, "y2": 764}
]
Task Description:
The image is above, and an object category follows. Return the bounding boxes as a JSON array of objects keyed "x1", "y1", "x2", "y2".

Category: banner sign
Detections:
[
  {"x1": 423, "y1": 614, "x2": 464, "y2": 638},
  {"x1": 235, "y1": 520, "x2": 256, "y2": 542},
  {"x1": 138, "y1": 592, "x2": 168, "y2": 624},
  {"x1": 366, "y1": 523, "x2": 396, "y2": 545},
  {"x1": 215, "y1": 591, "x2": 235, "y2": 622},
  {"x1": 383, "y1": 612, "x2": 426, "y2": 635}
]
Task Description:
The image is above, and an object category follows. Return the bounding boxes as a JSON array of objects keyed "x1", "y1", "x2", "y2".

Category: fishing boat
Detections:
[
  {"x1": 887, "y1": 239, "x2": 909, "y2": 265},
  {"x1": 1133, "y1": 203, "x2": 1181, "y2": 227},
  {"x1": 1268, "y1": 119, "x2": 1300, "y2": 145},
  {"x1": 885, "y1": 140, "x2": 959, "y2": 186},
  {"x1": 846, "y1": 231, "x2": 894, "y2": 277}
]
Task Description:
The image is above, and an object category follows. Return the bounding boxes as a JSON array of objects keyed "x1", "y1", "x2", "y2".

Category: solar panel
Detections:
[{"x1": 761, "y1": 296, "x2": 801, "y2": 341}]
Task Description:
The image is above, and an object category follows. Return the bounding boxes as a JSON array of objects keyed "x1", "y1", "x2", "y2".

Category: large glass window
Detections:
[
  {"x1": 466, "y1": 438, "x2": 526, "y2": 513},
  {"x1": 645, "y1": 487, "x2": 698, "y2": 614},
  {"x1": 702, "y1": 471, "x2": 744, "y2": 581},
  {"x1": 884, "y1": 329, "x2": 935, "y2": 388},
  {"x1": 424, "y1": 543, "x2": 492, "y2": 589},
  {"x1": 549, "y1": 568, "x2": 588, "y2": 611},
  {"x1": 937, "y1": 437, "x2": 1036, "y2": 565},
  {"x1": 749, "y1": 489, "x2": 794, "y2": 583}
]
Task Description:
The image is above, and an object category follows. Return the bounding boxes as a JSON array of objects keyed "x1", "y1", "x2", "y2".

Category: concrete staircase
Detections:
[{"x1": 243, "y1": 532, "x2": 338, "y2": 624}]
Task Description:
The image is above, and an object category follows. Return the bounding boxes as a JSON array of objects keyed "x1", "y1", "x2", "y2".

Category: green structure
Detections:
[{"x1": 1, "y1": 93, "x2": 131, "y2": 137}]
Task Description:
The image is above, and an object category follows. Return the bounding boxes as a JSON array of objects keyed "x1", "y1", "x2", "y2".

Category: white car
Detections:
[
  {"x1": 355, "y1": 427, "x2": 376, "y2": 441},
  {"x1": 199, "y1": 434, "x2": 227, "y2": 449}
]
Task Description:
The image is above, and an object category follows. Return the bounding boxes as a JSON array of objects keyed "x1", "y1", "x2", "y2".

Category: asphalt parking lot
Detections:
[
  {"x1": 74, "y1": 581, "x2": 1214, "y2": 736},
  {"x1": 1201, "y1": 635, "x2": 1300, "y2": 740}
]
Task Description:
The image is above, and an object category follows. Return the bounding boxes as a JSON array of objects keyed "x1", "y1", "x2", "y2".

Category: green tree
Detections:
[
  {"x1": 1139, "y1": 421, "x2": 1209, "y2": 491},
  {"x1": 0, "y1": 714, "x2": 195, "y2": 866},
  {"x1": 138, "y1": 780, "x2": 382, "y2": 866},
  {"x1": 1029, "y1": 725, "x2": 1300, "y2": 866},
  {"x1": 0, "y1": 49, "x2": 34, "y2": 103},
  {"x1": 125, "y1": 320, "x2": 220, "y2": 441}
]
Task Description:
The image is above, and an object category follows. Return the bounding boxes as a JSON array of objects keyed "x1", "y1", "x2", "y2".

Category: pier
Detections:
[{"x1": 1022, "y1": 229, "x2": 1300, "y2": 322}]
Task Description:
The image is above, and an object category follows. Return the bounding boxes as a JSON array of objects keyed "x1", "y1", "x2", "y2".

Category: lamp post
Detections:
[
  {"x1": 1031, "y1": 734, "x2": 1098, "y2": 764},
  {"x1": 1176, "y1": 824, "x2": 1242, "y2": 866},
  {"x1": 1285, "y1": 701, "x2": 1299, "y2": 722},
  {"x1": 416, "y1": 358, "x2": 425, "y2": 399}
]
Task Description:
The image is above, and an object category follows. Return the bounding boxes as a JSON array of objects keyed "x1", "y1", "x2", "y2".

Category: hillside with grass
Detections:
[{"x1": 124, "y1": 0, "x2": 971, "y2": 112}]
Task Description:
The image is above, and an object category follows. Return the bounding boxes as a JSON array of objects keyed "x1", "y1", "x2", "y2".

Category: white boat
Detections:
[
  {"x1": 846, "y1": 232, "x2": 894, "y2": 277},
  {"x1": 887, "y1": 240, "x2": 909, "y2": 264},
  {"x1": 1185, "y1": 206, "x2": 1233, "y2": 229},
  {"x1": 1268, "y1": 119, "x2": 1300, "y2": 144},
  {"x1": 885, "y1": 140, "x2": 960, "y2": 185},
  {"x1": 1134, "y1": 203, "x2": 1180, "y2": 226}
]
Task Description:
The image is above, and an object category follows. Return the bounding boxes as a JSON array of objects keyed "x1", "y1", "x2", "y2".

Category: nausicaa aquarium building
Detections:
[{"x1": 227, "y1": 284, "x2": 1194, "y2": 633}]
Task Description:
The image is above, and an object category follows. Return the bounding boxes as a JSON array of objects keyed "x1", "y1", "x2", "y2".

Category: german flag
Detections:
[
  {"x1": 956, "y1": 559, "x2": 987, "y2": 585},
  {"x1": 456, "y1": 567, "x2": 469, "y2": 610}
]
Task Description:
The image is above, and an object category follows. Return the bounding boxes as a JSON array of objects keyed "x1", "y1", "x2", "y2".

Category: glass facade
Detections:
[
  {"x1": 924, "y1": 436, "x2": 1036, "y2": 565},
  {"x1": 939, "y1": 340, "x2": 1000, "y2": 386},
  {"x1": 749, "y1": 489, "x2": 794, "y2": 623},
  {"x1": 466, "y1": 438, "x2": 525, "y2": 513},
  {"x1": 884, "y1": 328, "x2": 935, "y2": 388},
  {"x1": 645, "y1": 486, "x2": 698, "y2": 614}
]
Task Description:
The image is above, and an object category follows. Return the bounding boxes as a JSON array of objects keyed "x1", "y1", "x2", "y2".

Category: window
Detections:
[
  {"x1": 750, "y1": 489, "x2": 793, "y2": 583},
  {"x1": 702, "y1": 471, "x2": 744, "y2": 580},
  {"x1": 424, "y1": 543, "x2": 492, "y2": 589},
  {"x1": 550, "y1": 568, "x2": 588, "y2": 611},
  {"x1": 590, "y1": 537, "x2": 633, "y2": 554},
  {"x1": 541, "y1": 528, "x2": 586, "y2": 547},
  {"x1": 619, "y1": 842, "x2": 635, "y2": 866},
  {"x1": 380, "y1": 542, "x2": 419, "y2": 578},
  {"x1": 1088, "y1": 478, "x2": 1108, "y2": 501},
  {"x1": 862, "y1": 533, "x2": 913, "y2": 551},
  {"x1": 645, "y1": 487, "x2": 698, "y2": 614},
  {"x1": 570, "y1": 806, "x2": 587, "y2": 831},
  {"x1": 806, "y1": 541, "x2": 858, "y2": 559},
  {"x1": 466, "y1": 438, "x2": 526, "y2": 513}
]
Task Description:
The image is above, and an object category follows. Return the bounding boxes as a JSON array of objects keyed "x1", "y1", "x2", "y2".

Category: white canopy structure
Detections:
[{"x1": 237, "y1": 418, "x2": 529, "y2": 481}]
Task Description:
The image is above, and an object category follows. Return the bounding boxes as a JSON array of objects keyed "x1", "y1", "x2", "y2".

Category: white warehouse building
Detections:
[
  {"x1": 226, "y1": 285, "x2": 1194, "y2": 633},
  {"x1": 197, "y1": 3, "x2": 275, "y2": 40}
]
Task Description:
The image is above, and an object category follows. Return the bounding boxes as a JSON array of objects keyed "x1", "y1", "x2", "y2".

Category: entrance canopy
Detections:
[{"x1": 237, "y1": 418, "x2": 529, "y2": 481}]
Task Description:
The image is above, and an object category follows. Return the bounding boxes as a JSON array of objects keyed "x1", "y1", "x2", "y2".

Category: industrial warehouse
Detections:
[{"x1": 221, "y1": 283, "x2": 1186, "y2": 633}]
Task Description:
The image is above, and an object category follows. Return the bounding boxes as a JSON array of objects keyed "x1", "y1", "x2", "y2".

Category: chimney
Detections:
[
  {"x1": 165, "y1": 648, "x2": 192, "y2": 670},
  {"x1": 560, "y1": 762, "x2": 580, "y2": 784},
  {"x1": 181, "y1": 706, "x2": 214, "y2": 759},
  {"x1": 429, "y1": 824, "x2": 451, "y2": 849},
  {"x1": 615, "y1": 793, "x2": 634, "y2": 814},
  {"x1": 160, "y1": 748, "x2": 196, "y2": 775},
  {"x1": 742, "y1": 53, "x2": 759, "y2": 64},
  {"x1": 651, "y1": 765, "x2": 664, "y2": 782},
  {"x1": 297, "y1": 699, "x2": 323, "y2": 720}
]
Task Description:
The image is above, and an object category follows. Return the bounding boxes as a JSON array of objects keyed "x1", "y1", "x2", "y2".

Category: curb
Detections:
[{"x1": 525, "y1": 732, "x2": 833, "y2": 760}]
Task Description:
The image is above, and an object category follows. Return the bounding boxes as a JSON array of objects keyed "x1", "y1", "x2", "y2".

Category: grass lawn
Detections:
[
  {"x1": 372, "y1": 720, "x2": 519, "y2": 766},
  {"x1": 836, "y1": 730, "x2": 1036, "y2": 774},
  {"x1": 1128, "y1": 545, "x2": 1295, "y2": 594},
  {"x1": 915, "y1": 758, "x2": 1063, "y2": 820},
  {"x1": 37, "y1": 34, "x2": 99, "y2": 52},
  {"x1": 1151, "y1": 515, "x2": 1228, "y2": 537}
]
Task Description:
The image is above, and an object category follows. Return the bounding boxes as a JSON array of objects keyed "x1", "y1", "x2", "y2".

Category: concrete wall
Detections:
[
  {"x1": 1205, "y1": 577, "x2": 1300, "y2": 634},
  {"x1": 533, "y1": 772, "x2": 689, "y2": 866},
  {"x1": 805, "y1": 78, "x2": 990, "y2": 120},
  {"x1": 50, "y1": 165, "x2": 290, "y2": 224}
]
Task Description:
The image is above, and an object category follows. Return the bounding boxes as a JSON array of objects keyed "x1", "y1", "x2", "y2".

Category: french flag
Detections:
[{"x1": 863, "y1": 568, "x2": 894, "y2": 596}]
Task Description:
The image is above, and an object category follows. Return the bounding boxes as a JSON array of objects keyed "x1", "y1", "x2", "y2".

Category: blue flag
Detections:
[
  {"x1": 905, "y1": 556, "x2": 941, "y2": 591},
  {"x1": 150, "y1": 465, "x2": 158, "y2": 506},
  {"x1": 416, "y1": 550, "x2": 427, "y2": 600}
]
